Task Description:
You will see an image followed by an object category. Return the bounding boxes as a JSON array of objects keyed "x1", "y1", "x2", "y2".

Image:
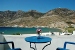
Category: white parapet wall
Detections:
[
  {"x1": 72, "y1": 31, "x2": 75, "y2": 35},
  {"x1": 3, "y1": 34, "x2": 75, "y2": 50},
  {"x1": 0, "y1": 34, "x2": 4, "y2": 50}
]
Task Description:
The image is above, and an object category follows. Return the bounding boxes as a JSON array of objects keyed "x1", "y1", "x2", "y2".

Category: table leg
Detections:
[
  {"x1": 42, "y1": 42, "x2": 51, "y2": 50},
  {"x1": 30, "y1": 42, "x2": 51, "y2": 50},
  {"x1": 30, "y1": 42, "x2": 37, "y2": 50}
]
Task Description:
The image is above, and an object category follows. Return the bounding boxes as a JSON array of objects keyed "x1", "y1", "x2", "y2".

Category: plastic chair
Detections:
[
  {"x1": 56, "y1": 41, "x2": 75, "y2": 50},
  {"x1": 0, "y1": 41, "x2": 21, "y2": 50}
]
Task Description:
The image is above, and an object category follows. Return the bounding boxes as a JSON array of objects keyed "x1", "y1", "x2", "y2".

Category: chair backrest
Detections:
[
  {"x1": 0, "y1": 41, "x2": 15, "y2": 49},
  {"x1": 64, "y1": 42, "x2": 75, "y2": 49},
  {"x1": 0, "y1": 41, "x2": 22, "y2": 50},
  {"x1": 56, "y1": 42, "x2": 75, "y2": 50}
]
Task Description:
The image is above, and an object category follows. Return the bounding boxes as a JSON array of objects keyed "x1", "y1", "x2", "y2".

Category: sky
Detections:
[{"x1": 0, "y1": 0, "x2": 75, "y2": 13}]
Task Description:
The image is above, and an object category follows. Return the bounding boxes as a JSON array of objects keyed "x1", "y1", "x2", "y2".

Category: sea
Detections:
[{"x1": 0, "y1": 27, "x2": 62, "y2": 35}]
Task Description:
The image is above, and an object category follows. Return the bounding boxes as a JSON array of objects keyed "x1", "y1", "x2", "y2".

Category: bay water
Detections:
[{"x1": 0, "y1": 27, "x2": 61, "y2": 35}]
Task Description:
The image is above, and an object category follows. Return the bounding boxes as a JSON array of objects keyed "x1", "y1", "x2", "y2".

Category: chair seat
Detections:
[
  {"x1": 8, "y1": 48, "x2": 21, "y2": 50},
  {"x1": 56, "y1": 48, "x2": 69, "y2": 50}
]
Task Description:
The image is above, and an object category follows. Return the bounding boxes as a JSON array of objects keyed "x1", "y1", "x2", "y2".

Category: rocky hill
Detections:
[
  {"x1": 42, "y1": 8, "x2": 75, "y2": 22},
  {"x1": 0, "y1": 8, "x2": 75, "y2": 28},
  {"x1": 0, "y1": 10, "x2": 44, "y2": 26}
]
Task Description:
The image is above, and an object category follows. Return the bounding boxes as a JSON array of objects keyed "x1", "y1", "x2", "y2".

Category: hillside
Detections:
[
  {"x1": 0, "y1": 10, "x2": 44, "y2": 26},
  {"x1": 0, "y1": 8, "x2": 75, "y2": 29}
]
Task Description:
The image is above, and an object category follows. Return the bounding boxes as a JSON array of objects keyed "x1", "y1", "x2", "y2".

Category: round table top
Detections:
[{"x1": 25, "y1": 36, "x2": 52, "y2": 43}]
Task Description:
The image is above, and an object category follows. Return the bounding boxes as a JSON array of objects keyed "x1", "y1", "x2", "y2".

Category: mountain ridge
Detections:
[{"x1": 0, "y1": 8, "x2": 75, "y2": 28}]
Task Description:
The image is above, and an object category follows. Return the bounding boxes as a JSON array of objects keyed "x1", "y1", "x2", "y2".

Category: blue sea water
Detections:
[{"x1": 0, "y1": 27, "x2": 61, "y2": 35}]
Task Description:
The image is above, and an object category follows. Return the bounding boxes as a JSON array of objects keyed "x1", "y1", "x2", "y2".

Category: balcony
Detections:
[{"x1": 0, "y1": 34, "x2": 75, "y2": 50}]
